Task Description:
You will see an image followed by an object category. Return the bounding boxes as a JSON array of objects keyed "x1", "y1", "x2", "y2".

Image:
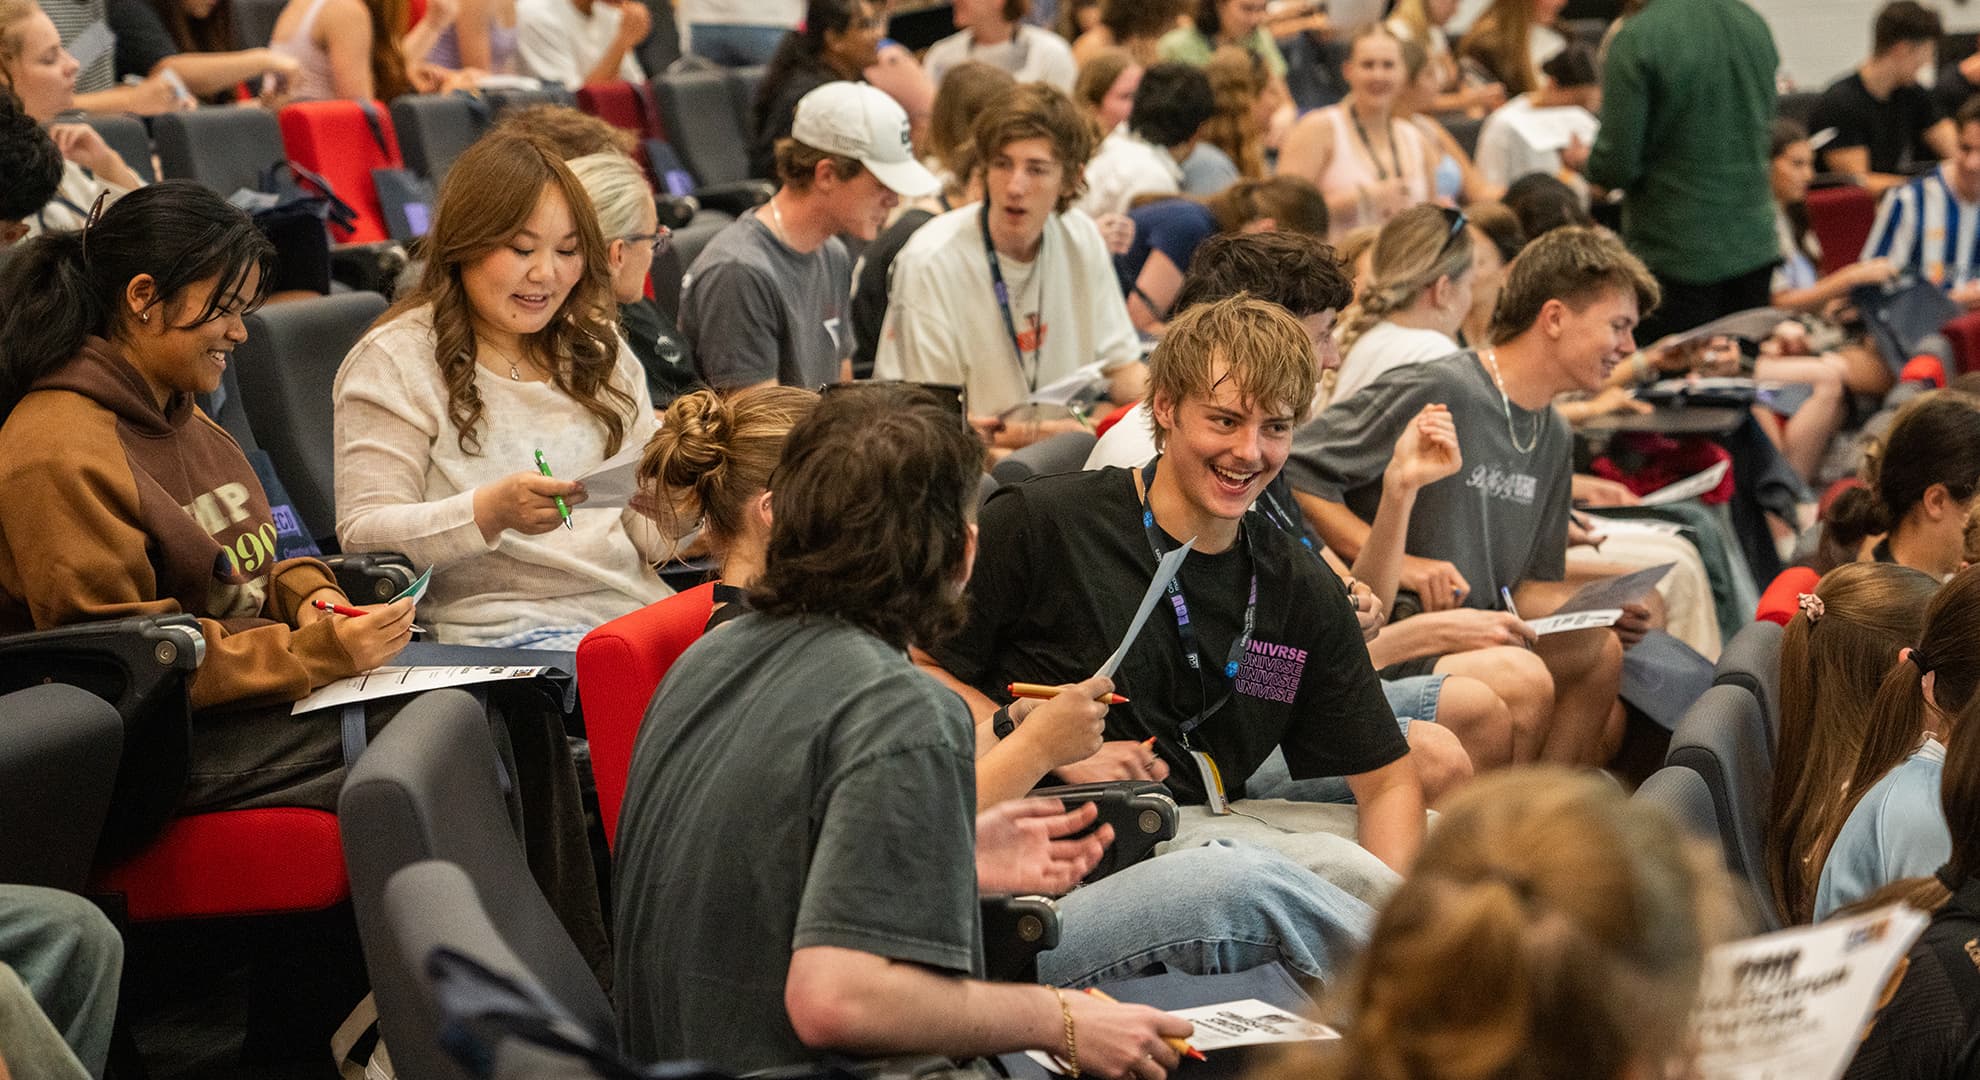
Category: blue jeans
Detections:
[
  {"x1": 684, "y1": 23, "x2": 788, "y2": 66},
  {"x1": 1243, "y1": 673, "x2": 1446, "y2": 804},
  {"x1": 1038, "y1": 840, "x2": 1374, "y2": 988},
  {"x1": 0, "y1": 886, "x2": 121, "y2": 1078}
]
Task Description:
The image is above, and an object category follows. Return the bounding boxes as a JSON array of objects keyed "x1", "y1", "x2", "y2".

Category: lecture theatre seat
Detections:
[
  {"x1": 1806, "y1": 186, "x2": 1878, "y2": 278},
  {"x1": 278, "y1": 100, "x2": 406, "y2": 244}
]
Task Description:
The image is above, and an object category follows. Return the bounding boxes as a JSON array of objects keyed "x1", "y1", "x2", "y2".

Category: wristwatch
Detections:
[{"x1": 992, "y1": 705, "x2": 1016, "y2": 739}]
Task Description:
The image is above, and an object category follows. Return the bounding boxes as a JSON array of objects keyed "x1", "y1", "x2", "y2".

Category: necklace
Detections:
[
  {"x1": 1348, "y1": 101, "x2": 1403, "y2": 182},
  {"x1": 766, "y1": 195, "x2": 789, "y2": 245},
  {"x1": 1481, "y1": 347, "x2": 1540, "y2": 454}
]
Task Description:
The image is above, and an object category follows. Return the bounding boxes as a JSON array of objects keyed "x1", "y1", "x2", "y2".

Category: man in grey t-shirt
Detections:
[
  {"x1": 679, "y1": 81, "x2": 937, "y2": 391},
  {"x1": 1286, "y1": 226, "x2": 1658, "y2": 768}
]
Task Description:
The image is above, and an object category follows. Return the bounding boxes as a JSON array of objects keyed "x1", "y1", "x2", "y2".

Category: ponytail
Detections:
[
  {"x1": 638, "y1": 386, "x2": 819, "y2": 550},
  {"x1": 0, "y1": 229, "x2": 99, "y2": 413}
]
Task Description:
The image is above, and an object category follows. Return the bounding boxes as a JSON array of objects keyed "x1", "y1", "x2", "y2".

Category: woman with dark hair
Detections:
[
  {"x1": 1817, "y1": 564, "x2": 1980, "y2": 920},
  {"x1": 1071, "y1": 0, "x2": 1178, "y2": 67},
  {"x1": 0, "y1": 87, "x2": 62, "y2": 248},
  {"x1": 0, "y1": 0, "x2": 143, "y2": 235},
  {"x1": 106, "y1": 0, "x2": 298, "y2": 97},
  {"x1": 1817, "y1": 392, "x2": 1980, "y2": 580},
  {"x1": 747, "y1": 0, "x2": 884, "y2": 180},
  {"x1": 266, "y1": 0, "x2": 471, "y2": 100},
  {"x1": 333, "y1": 132, "x2": 669, "y2": 650},
  {"x1": 0, "y1": 180, "x2": 416, "y2": 819},
  {"x1": 923, "y1": 0, "x2": 1076, "y2": 91}
]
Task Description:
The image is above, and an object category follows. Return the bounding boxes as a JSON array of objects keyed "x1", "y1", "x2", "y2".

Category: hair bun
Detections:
[{"x1": 656, "y1": 389, "x2": 734, "y2": 486}]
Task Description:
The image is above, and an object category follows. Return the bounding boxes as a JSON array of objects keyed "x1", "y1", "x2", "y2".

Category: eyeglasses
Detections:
[{"x1": 623, "y1": 226, "x2": 673, "y2": 254}]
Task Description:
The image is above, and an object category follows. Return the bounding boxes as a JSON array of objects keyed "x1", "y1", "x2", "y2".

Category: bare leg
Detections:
[
  {"x1": 1403, "y1": 718, "x2": 1473, "y2": 807},
  {"x1": 1432, "y1": 647, "x2": 1553, "y2": 764},
  {"x1": 1755, "y1": 355, "x2": 1848, "y2": 482},
  {"x1": 1532, "y1": 628, "x2": 1625, "y2": 766}
]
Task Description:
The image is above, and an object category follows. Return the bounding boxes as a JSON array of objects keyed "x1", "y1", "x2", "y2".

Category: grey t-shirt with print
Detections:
[
  {"x1": 678, "y1": 212, "x2": 853, "y2": 390},
  {"x1": 1283, "y1": 350, "x2": 1571, "y2": 606}
]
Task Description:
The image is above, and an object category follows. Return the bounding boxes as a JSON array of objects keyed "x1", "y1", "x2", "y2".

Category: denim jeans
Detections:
[
  {"x1": 0, "y1": 885, "x2": 121, "y2": 1078},
  {"x1": 1039, "y1": 840, "x2": 1374, "y2": 988},
  {"x1": 683, "y1": 23, "x2": 788, "y2": 66}
]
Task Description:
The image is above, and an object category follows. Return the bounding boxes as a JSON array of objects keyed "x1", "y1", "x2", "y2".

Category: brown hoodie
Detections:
[{"x1": 0, "y1": 338, "x2": 358, "y2": 712}]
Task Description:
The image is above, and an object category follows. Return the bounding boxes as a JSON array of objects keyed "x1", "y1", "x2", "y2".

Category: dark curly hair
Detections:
[
  {"x1": 0, "y1": 88, "x2": 59, "y2": 223},
  {"x1": 748, "y1": 384, "x2": 985, "y2": 650}
]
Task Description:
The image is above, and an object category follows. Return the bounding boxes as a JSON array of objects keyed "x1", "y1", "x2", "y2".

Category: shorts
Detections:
[{"x1": 1243, "y1": 673, "x2": 1448, "y2": 804}]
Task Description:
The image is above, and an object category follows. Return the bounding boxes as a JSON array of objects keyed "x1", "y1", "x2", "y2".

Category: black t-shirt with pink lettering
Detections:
[{"x1": 932, "y1": 467, "x2": 1406, "y2": 804}]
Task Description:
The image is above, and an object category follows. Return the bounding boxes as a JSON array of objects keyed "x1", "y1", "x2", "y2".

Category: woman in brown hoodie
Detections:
[{"x1": 0, "y1": 182, "x2": 607, "y2": 976}]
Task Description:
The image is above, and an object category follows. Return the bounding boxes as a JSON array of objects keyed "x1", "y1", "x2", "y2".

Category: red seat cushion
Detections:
[
  {"x1": 1806, "y1": 186, "x2": 1877, "y2": 278},
  {"x1": 576, "y1": 582, "x2": 718, "y2": 848},
  {"x1": 92, "y1": 808, "x2": 347, "y2": 921},
  {"x1": 1756, "y1": 566, "x2": 1822, "y2": 626},
  {"x1": 1940, "y1": 312, "x2": 1980, "y2": 376},
  {"x1": 1092, "y1": 400, "x2": 1137, "y2": 439},
  {"x1": 278, "y1": 100, "x2": 404, "y2": 245}
]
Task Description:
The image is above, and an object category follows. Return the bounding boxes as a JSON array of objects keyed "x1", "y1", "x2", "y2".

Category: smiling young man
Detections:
[
  {"x1": 921, "y1": 294, "x2": 1424, "y2": 894},
  {"x1": 1287, "y1": 226, "x2": 1658, "y2": 767},
  {"x1": 874, "y1": 81, "x2": 1144, "y2": 444},
  {"x1": 681, "y1": 81, "x2": 937, "y2": 392}
]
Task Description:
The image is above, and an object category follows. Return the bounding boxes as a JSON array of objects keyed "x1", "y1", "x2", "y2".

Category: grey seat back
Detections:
[
  {"x1": 154, "y1": 108, "x2": 287, "y2": 196},
  {"x1": 653, "y1": 68, "x2": 752, "y2": 184},
  {"x1": 991, "y1": 431, "x2": 1099, "y2": 486},
  {"x1": 1633, "y1": 764, "x2": 1722, "y2": 849},
  {"x1": 483, "y1": 86, "x2": 578, "y2": 117},
  {"x1": 725, "y1": 64, "x2": 763, "y2": 136},
  {"x1": 340, "y1": 691, "x2": 613, "y2": 1080},
  {"x1": 81, "y1": 114, "x2": 155, "y2": 183},
  {"x1": 1713, "y1": 619, "x2": 1782, "y2": 757},
  {"x1": 231, "y1": 0, "x2": 286, "y2": 46},
  {"x1": 389, "y1": 94, "x2": 488, "y2": 183},
  {"x1": 0, "y1": 685, "x2": 122, "y2": 891},
  {"x1": 231, "y1": 291, "x2": 390, "y2": 546},
  {"x1": 1667, "y1": 684, "x2": 1777, "y2": 929}
]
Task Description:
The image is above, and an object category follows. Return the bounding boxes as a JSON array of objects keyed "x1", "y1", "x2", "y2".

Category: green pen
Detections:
[{"x1": 534, "y1": 449, "x2": 574, "y2": 531}]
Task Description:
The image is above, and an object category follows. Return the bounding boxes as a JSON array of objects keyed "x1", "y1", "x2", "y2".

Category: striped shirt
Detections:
[
  {"x1": 1863, "y1": 166, "x2": 1980, "y2": 288},
  {"x1": 43, "y1": 0, "x2": 115, "y2": 95}
]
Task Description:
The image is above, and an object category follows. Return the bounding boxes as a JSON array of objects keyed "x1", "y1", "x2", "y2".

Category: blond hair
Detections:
[
  {"x1": 565, "y1": 152, "x2": 652, "y2": 239},
  {"x1": 0, "y1": 0, "x2": 40, "y2": 76},
  {"x1": 1337, "y1": 205, "x2": 1474, "y2": 357},
  {"x1": 1147, "y1": 294, "x2": 1317, "y2": 451},
  {"x1": 1294, "y1": 767, "x2": 1736, "y2": 1080},
  {"x1": 638, "y1": 387, "x2": 820, "y2": 546}
]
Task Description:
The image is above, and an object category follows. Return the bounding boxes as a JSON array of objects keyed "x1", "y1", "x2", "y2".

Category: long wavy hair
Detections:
[
  {"x1": 382, "y1": 132, "x2": 633, "y2": 457},
  {"x1": 1766, "y1": 562, "x2": 1940, "y2": 925}
]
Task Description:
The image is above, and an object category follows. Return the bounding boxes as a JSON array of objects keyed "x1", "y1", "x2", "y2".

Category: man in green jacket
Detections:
[{"x1": 1585, "y1": 0, "x2": 1779, "y2": 343}]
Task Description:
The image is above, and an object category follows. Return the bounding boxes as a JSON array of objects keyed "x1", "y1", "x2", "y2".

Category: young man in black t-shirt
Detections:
[
  {"x1": 923, "y1": 296, "x2": 1426, "y2": 877},
  {"x1": 1811, "y1": 0, "x2": 1956, "y2": 194}
]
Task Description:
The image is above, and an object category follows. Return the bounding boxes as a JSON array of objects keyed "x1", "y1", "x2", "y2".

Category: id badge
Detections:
[{"x1": 1189, "y1": 750, "x2": 1231, "y2": 815}]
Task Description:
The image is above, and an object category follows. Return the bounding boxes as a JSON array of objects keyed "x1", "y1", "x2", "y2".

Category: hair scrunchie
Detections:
[{"x1": 1797, "y1": 593, "x2": 1825, "y2": 623}]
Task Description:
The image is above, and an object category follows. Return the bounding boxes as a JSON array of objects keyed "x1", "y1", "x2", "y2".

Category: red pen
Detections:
[{"x1": 313, "y1": 599, "x2": 424, "y2": 633}]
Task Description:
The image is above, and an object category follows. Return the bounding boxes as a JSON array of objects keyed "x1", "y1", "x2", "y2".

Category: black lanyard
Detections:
[
  {"x1": 979, "y1": 202, "x2": 1042, "y2": 391},
  {"x1": 1348, "y1": 106, "x2": 1402, "y2": 182},
  {"x1": 1137, "y1": 457, "x2": 1257, "y2": 740}
]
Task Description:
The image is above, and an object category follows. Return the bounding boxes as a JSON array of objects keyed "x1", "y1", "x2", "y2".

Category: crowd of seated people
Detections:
[{"x1": 21, "y1": 0, "x2": 1980, "y2": 1076}]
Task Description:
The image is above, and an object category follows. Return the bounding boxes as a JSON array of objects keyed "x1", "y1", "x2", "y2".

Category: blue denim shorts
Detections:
[
  {"x1": 1380, "y1": 672, "x2": 1447, "y2": 730},
  {"x1": 1244, "y1": 673, "x2": 1447, "y2": 804}
]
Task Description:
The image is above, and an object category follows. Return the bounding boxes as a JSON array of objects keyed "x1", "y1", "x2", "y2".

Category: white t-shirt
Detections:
[
  {"x1": 1079, "y1": 128, "x2": 1184, "y2": 219},
  {"x1": 1332, "y1": 322, "x2": 1462, "y2": 404},
  {"x1": 333, "y1": 306, "x2": 670, "y2": 644},
  {"x1": 515, "y1": 0, "x2": 645, "y2": 87},
  {"x1": 1473, "y1": 93, "x2": 1597, "y2": 193},
  {"x1": 874, "y1": 204, "x2": 1140, "y2": 418},
  {"x1": 1085, "y1": 406, "x2": 1160, "y2": 471},
  {"x1": 677, "y1": 0, "x2": 800, "y2": 28},
  {"x1": 922, "y1": 23, "x2": 1076, "y2": 92}
]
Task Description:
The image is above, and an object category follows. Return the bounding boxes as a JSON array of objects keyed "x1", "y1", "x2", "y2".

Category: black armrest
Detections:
[
  {"x1": 656, "y1": 555, "x2": 717, "y2": 592},
  {"x1": 980, "y1": 893, "x2": 1060, "y2": 983},
  {"x1": 330, "y1": 241, "x2": 410, "y2": 296},
  {"x1": 693, "y1": 180, "x2": 774, "y2": 217},
  {"x1": 0, "y1": 614, "x2": 205, "y2": 857},
  {"x1": 1032, "y1": 781, "x2": 1180, "y2": 884},
  {"x1": 323, "y1": 552, "x2": 417, "y2": 603}
]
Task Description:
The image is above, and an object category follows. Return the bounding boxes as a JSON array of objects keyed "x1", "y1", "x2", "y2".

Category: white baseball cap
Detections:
[{"x1": 790, "y1": 81, "x2": 940, "y2": 198}]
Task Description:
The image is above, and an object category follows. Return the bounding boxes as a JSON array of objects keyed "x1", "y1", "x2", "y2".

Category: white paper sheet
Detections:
[
  {"x1": 1639, "y1": 459, "x2": 1731, "y2": 506},
  {"x1": 1500, "y1": 104, "x2": 1599, "y2": 152},
  {"x1": 1009, "y1": 362, "x2": 1108, "y2": 416},
  {"x1": 570, "y1": 443, "x2": 647, "y2": 510},
  {"x1": 1589, "y1": 516, "x2": 1687, "y2": 537},
  {"x1": 1692, "y1": 904, "x2": 1927, "y2": 1080},
  {"x1": 1025, "y1": 998, "x2": 1337, "y2": 1073},
  {"x1": 1096, "y1": 540, "x2": 1194, "y2": 679},
  {"x1": 290, "y1": 665, "x2": 550, "y2": 714},
  {"x1": 1528, "y1": 608, "x2": 1625, "y2": 635}
]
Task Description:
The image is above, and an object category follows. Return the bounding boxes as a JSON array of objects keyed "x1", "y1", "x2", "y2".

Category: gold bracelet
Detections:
[{"x1": 1050, "y1": 987, "x2": 1079, "y2": 1078}]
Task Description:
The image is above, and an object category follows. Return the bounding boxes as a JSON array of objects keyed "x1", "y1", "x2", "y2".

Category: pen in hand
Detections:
[
  {"x1": 1082, "y1": 988, "x2": 1205, "y2": 1061},
  {"x1": 313, "y1": 598, "x2": 424, "y2": 634},
  {"x1": 1007, "y1": 682, "x2": 1131, "y2": 705},
  {"x1": 534, "y1": 448, "x2": 575, "y2": 531}
]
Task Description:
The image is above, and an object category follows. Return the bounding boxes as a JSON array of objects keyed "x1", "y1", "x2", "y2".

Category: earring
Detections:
[{"x1": 140, "y1": 312, "x2": 150, "y2": 323}]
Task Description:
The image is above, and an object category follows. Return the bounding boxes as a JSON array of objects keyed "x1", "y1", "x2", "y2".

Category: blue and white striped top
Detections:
[{"x1": 1863, "y1": 166, "x2": 1980, "y2": 288}]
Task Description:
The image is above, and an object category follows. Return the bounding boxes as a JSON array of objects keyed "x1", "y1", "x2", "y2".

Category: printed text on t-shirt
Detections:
[
  {"x1": 1235, "y1": 639, "x2": 1307, "y2": 705},
  {"x1": 1465, "y1": 463, "x2": 1539, "y2": 505}
]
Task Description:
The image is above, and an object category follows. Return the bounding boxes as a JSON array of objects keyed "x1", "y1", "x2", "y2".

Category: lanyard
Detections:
[
  {"x1": 1256, "y1": 483, "x2": 1319, "y2": 558},
  {"x1": 1348, "y1": 106, "x2": 1402, "y2": 182},
  {"x1": 979, "y1": 202, "x2": 1043, "y2": 391},
  {"x1": 1137, "y1": 457, "x2": 1257, "y2": 741}
]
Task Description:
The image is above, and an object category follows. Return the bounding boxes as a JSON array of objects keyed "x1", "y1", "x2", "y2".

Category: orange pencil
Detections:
[
  {"x1": 1007, "y1": 682, "x2": 1130, "y2": 705},
  {"x1": 1083, "y1": 988, "x2": 1206, "y2": 1061},
  {"x1": 1140, "y1": 736, "x2": 1158, "y2": 750}
]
